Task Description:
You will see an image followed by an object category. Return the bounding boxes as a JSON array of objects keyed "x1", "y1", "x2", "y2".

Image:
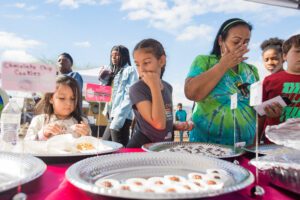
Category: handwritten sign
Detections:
[
  {"x1": 250, "y1": 81, "x2": 262, "y2": 106},
  {"x1": 1, "y1": 61, "x2": 56, "y2": 93},
  {"x1": 85, "y1": 83, "x2": 112, "y2": 102}
]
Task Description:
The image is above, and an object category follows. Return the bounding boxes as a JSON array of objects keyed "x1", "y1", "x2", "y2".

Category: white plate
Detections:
[
  {"x1": 0, "y1": 152, "x2": 46, "y2": 193},
  {"x1": 2, "y1": 135, "x2": 122, "y2": 158},
  {"x1": 66, "y1": 152, "x2": 254, "y2": 199}
]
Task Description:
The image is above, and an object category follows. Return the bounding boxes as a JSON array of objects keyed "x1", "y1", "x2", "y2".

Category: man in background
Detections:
[
  {"x1": 175, "y1": 103, "x2": 187, "y2": 142},
  {"x1": 57, "y1": 52, "x2": 83, "y2": 92}
]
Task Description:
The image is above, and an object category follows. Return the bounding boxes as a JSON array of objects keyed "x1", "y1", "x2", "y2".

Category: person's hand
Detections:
[
  {"x1": 219, "y1": 42, "x2": 249, "y2": 70},
  {"x1": 43, "y1": 123, "x2": 64, "y2": 138},
  {"x1": 264, "y1": 102, "x2": 283, "y2": 118},
  {"x1": 141, "y1": 71, "x2": 161, "y2": 89},
  {"x1": 72, "y1": 121, "x2": 90, "y2": 136},
  {"x1": 174, "y1": 121, "x2": 194, "y2": 131}
]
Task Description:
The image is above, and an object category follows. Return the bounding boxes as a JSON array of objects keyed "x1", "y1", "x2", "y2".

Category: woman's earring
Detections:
[{"x1": 220, "y1": 45, "x2": 224, "y2": 56}]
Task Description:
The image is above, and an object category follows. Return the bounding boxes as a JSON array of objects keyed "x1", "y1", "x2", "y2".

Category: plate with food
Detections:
[
  {"x1": 2, "y1": 134, "x2": 122, "y2": 160},
  {"x1": 0, "y1": 152, "x2": 46, "y2": 193},
  {"x1": 242, "y1": 144, "x2": 294, "y2": 155},
  {"x1": 66, "y1": 152, "x2": 254, "y2": 199},
  {"x1": 142, "y1": 142, "x2": 244, "y2": 159}
]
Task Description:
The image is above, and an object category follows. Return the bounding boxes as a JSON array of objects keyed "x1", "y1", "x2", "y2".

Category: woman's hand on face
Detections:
[
  {"x1": 43, "y1": 124, "x2": 63, "y2": 138},
  {"x1": 141, "y1": 71, "x2": 161, "y2": 89},
  {"x1": 219, "y1": 42, "x2": 249, "y2": 70},
  {"x1": 73, "y1": 121, "x2": 90, "y2": 136},
  {"x1": 264, "y1": 102, "x2": 283, "y2": 118}
]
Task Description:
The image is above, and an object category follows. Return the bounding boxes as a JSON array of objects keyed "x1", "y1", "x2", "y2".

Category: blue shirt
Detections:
[
  {"x1": 175, "y1": 110, "x2": 187, "y2": 122},
  {"x1": 105, "y1": 65, "x2": 138, "y2": 130},
  {"x1": 66, "y1": 71, "x2": 83, "y2": 91}
]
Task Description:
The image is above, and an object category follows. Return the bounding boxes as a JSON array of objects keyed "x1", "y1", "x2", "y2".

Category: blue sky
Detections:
[{"x1": 0, "y1": 0, "x2": 300, "y2": 107}]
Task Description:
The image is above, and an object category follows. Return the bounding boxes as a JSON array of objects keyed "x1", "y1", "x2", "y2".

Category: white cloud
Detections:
[
  {"x1": 176, "y1": 24, "x2": 213, "y2": 41},
  {"x1": 73, "y1": 41, "x2": 91, "y2": 48},
  {"x1": 14, "y1": 3, "x2": 26, "y2": 8},
  {"x1": 11, "y1": 2, "x2": 37, "y2": 11},
  {"x1": 3, "y1": 14, "x2": 45, "y2": 20},
  {"x1": 2, "y1": 14, "x2": 23, "y2": 19},
  {"x1": 44, "y1": 0, "x2": 300, "y2": 41},
  {"x1": 0, "y1": 32, "x2": 42, "y2": 49},
  {"x1": 1, "y1": 50, "x2": 37, "y2": 63},
  {"x1": 120, "y1": 0, "x2": 300, "y2": 38},
  {"x1": 256, "y1": 6, "x2": 300, "y2": 23},
  {"x1": 46, "y1": 0, "x2": 112, "y2": 9},
  {"x1": 60, "y1": 0, "x2": 79, "y2": 9},
  {"x1": 120, "y1": 0, "x2": 262, "y2": 31}
]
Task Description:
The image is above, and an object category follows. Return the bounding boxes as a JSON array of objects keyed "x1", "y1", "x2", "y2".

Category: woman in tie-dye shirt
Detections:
[{"x1": 184, "y1": 18, "x2": 259, "y2": 145}]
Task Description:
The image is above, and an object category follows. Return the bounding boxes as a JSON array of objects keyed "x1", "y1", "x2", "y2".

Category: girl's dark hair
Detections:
[
  {"x1": 211, "y1": 18, "x2": 252, "y2": 57},
  {"x1": 260, "y1": 37, "x2": 283, "y2": 55},
  {"x1": 35, "y1": 75, "x2": 82, "y2": 123},
  {"x1": 133, "y1": 38, "x2": 166, "y2": 78},
  {"x1": 282, "y1": 34, "x2": 300, "y2": 55},
  {"x1": 110, "y1": 45, "x2": 131, "y2": 68},
  {"x1": 59, "y1": 52, "x2": 73, "y2": 66}
]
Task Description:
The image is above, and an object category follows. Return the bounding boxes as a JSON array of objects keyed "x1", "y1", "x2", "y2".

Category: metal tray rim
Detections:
[
  {"x1": 142, "y1": 142, "x2": 245, "y2": 159},
  {"x1": 66, "y1": 152, "x2": 254, "y2": 199},
  {"x1": 0, "y1": 152, "x2": 46, "y2": 193}
]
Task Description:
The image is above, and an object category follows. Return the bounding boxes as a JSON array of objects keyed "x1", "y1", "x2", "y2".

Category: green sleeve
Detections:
[
  {"x1": 187, "y1": 55, "x2": 211, "y2": 78},
  {"x1": 249, "y1": 64, "x2": 260, "y2": 81}
]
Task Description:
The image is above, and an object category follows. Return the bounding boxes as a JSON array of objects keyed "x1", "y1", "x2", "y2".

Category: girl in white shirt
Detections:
[{"x1": 25, "y1": 76, "x2": 91, "y2": 141}]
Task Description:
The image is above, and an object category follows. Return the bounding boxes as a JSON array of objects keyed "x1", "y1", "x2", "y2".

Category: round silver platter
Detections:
[
  {"x1": 242, "y1": 144, "x2": 294, "y2": 155},
  {"x1": 66, "y1": 152, "x2": 254, "y2": 199},
  {"x1": 142, "y1": 142, "x2": 245, "y2": 159},
  {"x1": 0, "y1": 152, "x2": 46, "y2": 193}
]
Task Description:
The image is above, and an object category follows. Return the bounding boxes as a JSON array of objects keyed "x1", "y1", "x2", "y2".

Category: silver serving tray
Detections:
[
  {"x1": 243, "y1": 144, "x2": 294, "y2": 155},
  {"x1": 0, "y1": 152, "x2": 46, "y2": 193},
  {"x1": 250, "y1": 152, "x2": 300, "y2": 194},
  {"x1": 66, "y1": 152, "x2": 254, "y2": 199},
  {"x1": 142, "y1": 142, "x2": 244, "y2": 159},
  {"x1": 268, "y1": 167, "x2": 300, "y2": 194}
]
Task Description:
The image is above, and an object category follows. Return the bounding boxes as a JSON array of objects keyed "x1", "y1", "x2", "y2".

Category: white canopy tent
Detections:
[
  {"x1": 245, "y1": 0, "x2": 300, "y2": 9},
  {"x1": 77, "y1": 67, "x2": 100, "y2": 85}
]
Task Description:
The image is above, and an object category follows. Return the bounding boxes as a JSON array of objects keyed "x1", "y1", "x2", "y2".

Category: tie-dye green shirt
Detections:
[{"x1": 187, "y1": 55, "x2": 259, "y2": 145}]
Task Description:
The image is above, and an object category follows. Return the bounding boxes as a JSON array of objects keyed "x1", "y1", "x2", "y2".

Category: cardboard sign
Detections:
[
  {"x1": 1, "y1": 61, "x2": 56, "y2": 93},
  {"x1": 85, "y1": 83, "x2": 112, "y2": 102},
  {"x1": 230, "y1": 93, "x2": 238, "y2": 110},
  {"x1": 250, "y1": 81, "x2": 262, "y2": 106}
]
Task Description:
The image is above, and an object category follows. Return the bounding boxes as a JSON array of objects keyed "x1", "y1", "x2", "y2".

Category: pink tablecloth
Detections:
[{"x1": 2, "y1": 148, "x2": 299, "y2": 200}]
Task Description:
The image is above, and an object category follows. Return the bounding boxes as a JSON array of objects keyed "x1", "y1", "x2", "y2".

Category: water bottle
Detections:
[{"x1": 0, "y1": 99, "x2": 21, "y2": 145}]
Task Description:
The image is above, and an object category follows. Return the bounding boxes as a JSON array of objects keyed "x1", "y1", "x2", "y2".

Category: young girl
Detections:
[
  {"x1": 260, "y1": 37, "x2": 284, "y2": 74},
  {"x1": 127, "y1": 39, "x2": 191, "y2": 148},
  {"x1": 25, "y1": 76, "x2": 91, "y2": 141}
]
